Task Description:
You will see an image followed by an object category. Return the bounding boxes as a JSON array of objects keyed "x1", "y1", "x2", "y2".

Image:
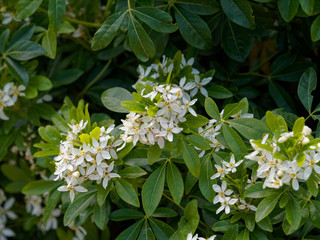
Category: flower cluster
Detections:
[
  {"x1": 197, "y1": 110, "x2": 253, "y2": 157},
  {"x1": 210, "y1": 155, "x2": 256, "y2": 214},
  {"x1": 0, "y1": 82, "x2": 25, "y2": 120},
  {"x1": 0, "y1": 189, "x2": 17, "y2": 240},
  {"x1": 246, "y1": 126, "x2": 320, "y2": 190},
  {"x1": 136, "y1": 54, "x2": 212, "y2": 98},
  {"x1": 120, "y1": 82, "x2": 198, "y2": 148},
  {"x1": 54, "y1": 121, "x2": 122, "y2": 202}
]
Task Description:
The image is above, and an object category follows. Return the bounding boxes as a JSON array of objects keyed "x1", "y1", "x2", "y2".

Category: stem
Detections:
[
  {"x1": 65, "y1": 17, "x2": 102, "y2": 28},
  {"x1": 77, "y1": 60, "x2": 112, "y2": 98},
  {"x1": 104, "y1": 0, "x2": 114, "y2": 17}
]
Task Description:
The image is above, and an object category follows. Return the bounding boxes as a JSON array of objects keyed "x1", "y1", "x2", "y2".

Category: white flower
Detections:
[
  {"x1": 304, "y1": 151, "x2": 320, "y2": 179},
  {"x1": 190, "y1": 75, "x2": 212, "y2": 97},
  {"x1": 0, "y1": 222, "x2": 15, "y2": 240},
  {"x1": 231, "y1": 110, "x2": 253, "y2": 119},
  {"x1": 44, "y1": 208, "x2": 61, "y2": 231},
  {"x1": 303, "y1": 126, "x2": 312, "y2": 136},
  {"x1": 57, "y1": 177, "x2": 88, "y2": 202},
  {"x1": 68, "y1": 120, "x2": 88, "y2": 135},
  {"x1": 216, "y1": 197, "x2": 238, "y2": 214},
  {"x1": 222, "y1": 155, "x2": 243, "y2": 173},
  {"x1": 0, "y1": 197, "x2": 17, "y2": 222},
  {"x1": 282, "y1": 161, "x2": 303, "y2": 191},
  {"x1": 101, "y1": 162, "x2": 120, "y2": 189},
  {"x1": 238, "y1": 200, "x2": 257, "y2": 211},
  {"x1": 211, "y1": 164, "x2": 230, "y2": 179},
  {"x1": 25, "y1": 195, "x2": 43, "y2": 216},
  {"x1": 212, "y1": 181, "x2": 233, "y2": 204},
  {"x1": 198, "y1": 235, "x2": 216, "y2": 240},
  {"x1": 187, "y1": 233, "x2": 198, "y2": 240}
]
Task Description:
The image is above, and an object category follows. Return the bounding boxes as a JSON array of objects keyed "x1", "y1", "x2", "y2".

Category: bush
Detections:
[{"x1": 0, "y1": 0, "x2": 320, "y2": 239}]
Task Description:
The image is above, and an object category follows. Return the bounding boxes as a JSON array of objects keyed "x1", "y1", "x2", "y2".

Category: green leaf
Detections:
[
  {"x1": 97, "y1": 183, "x2": 112, "y2": 206},
  {"x1": 52, "y1": 114, "x2": 69, "y2": 133},
  {"x1": 207, "y1": 84, "x2": 233, "y2": 99},
  {"x1": 149, "y1": 218, "x2": 175, "y2": 239},
  {"x1": 166, "y1": 161, "x2": 184, "y2": 205},
  {"x1": 16, "y1": 0, "x2": 43, "y2": 19},
  {"x1": 51, "y1": 69, "x2": 84, "y2": 88},
  {"x1": 298, "y1": 67, "x2": 317, "y2": 113},
  {"x1": 132, "y1": 7, "x2": 178, "y2": 33},
  {"x1": 199, "y1": 154, "x2": 215, "y2": 202},
  {"x1": 204, "y1": 97, "x2": 220, "y2": 120},
  {"x1": 269, "y1": 79, "x2": 295, "y2": 112},
  {"x1": 1, "y1": 164, "x2": 31, "y2": 181},
  {"x1": 128, "y1": 15, "x2": 155, "y2": 62},
  {"x1": 64, "y1": 190, "x2": 97, "y2": 226},
  {"x1": 223, "y1": 102, "x2": 246, "y2": 119},
  {"x1": 30, "y1": 75, "x2": 52, "y2": 91},
  {"x1": 251, "y1": 230, "x2": 268, "y2": 240},
  {"x1": 184, "y1": 114, "x2": 209, "y2": 128},
  {"x1": 221, "y1": 0, "x2": 255, "y2": 28},
  {"x1": 185, "y1": 135, "x2": 211, "y2": 150},
  {"x1": 292, "y1": 117, "x2": 305, "y2": 135},
  {"x1": 174, "y1": 6, "x2": 212, "y2": 50},
  {"x1": 222, "y1": 20, "x2": 252, "y2": 62},
  {"x1": 142, "y1": 165, "x2": 166, "y2": 216},
  {"x1": 151, "y1": 208, "x2": 178, "y2": 218},
  {"x1": 4, "y1": 57, "x2": 29, "y2": 85},
  {"x1": 227, "y1": 118, "x2": 270, "y2": 140},
  {"x1": 116, "y1": 219, "x2": 144, "y2": 240},
  {"x1": 9, "y1": 24, "x2": 35, "y2": 45},
  {"x1": 300, "y1": 0, "x2": 314, "y2": 15},
  {"x1": 278, "y1": 0, "x2": 299, "y2": 22},
  {"x1": 121, "y1": 101, "x2": 146, "y2": 112},
  {"x1": 109, "y1": 209, "x2": 144, "y2": 221},
  {"x1": 236, "y1": 229, "x2": 250, "y2": 240},
  {"x1": 182, "y1": 141, "x2": 200, "y2": 177},
  {"x1": 22, "y1": 180, "x2": 62, "y2": 195},
  {"x1": 48, "y1": 0, "x2": 66, "y2": 31},
  {"x1": 93, "y1": 201, "x2": 107, "y2": 230},
  {"x1": 245, "y1": 214, "x2": 255, "y2": 232},
  {"x1": 306, "y1": 171, "x2": 319, "y2": 197},
  {"x1": 244, "y1": 183, "x2": 281, "y2": 198},
  {"x1": 176, "y1": 0, "x2": 220, "y2": 15},
  {"x1": 255, "y1": 193, "x2": 282, "y2": 222},
  {"x1": 101, "y1": 87, "x2": 133, "y2": 113},
  {"x1": 221, "y1": 225, "x2": 239, "y2": 240},
  {"x1": 138, "y1": 220, "x2": 155, "y2": 240},
  {"x1": 286, "y1": 195, "x2": 301, "y2": 230},
  {"x1": 92, "y1": 11, "x2": 127, "y2": 50},
  {"x1": 222, "y1": 124, "x2": 247, "y2": 154},
  {"x1": 118, "y1": 166, "x2": 147, "y2": 178},
  {"x1": 311, "y1": 15, "x2": 320, "y2": 41},
  {"x1": 41, "y1": 29, "x2": 57, "y2": 59},
  {"x1": 147, "y1": 144, "x2": 163, "y2": 165},
  {"x1": 115, "y1": 179, "x2": 140, "y2": 207},
  {"x1": 0, "y1": 29, "x2": 10, "y2": 54},
  {"x1": 309, "y1": 200, "x2": 320, "y2": 229},
  {"x1": 256, "y1": 217, "x2": 273, "y2": 232},
  {"x1": 43, "y1": 190, "x2": 61, "y2": 225}
]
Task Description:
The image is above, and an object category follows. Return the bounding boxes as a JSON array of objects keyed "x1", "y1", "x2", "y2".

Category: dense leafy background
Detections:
[{"x1": 1, "y1": 0, "x2": 320, "y2": 239}]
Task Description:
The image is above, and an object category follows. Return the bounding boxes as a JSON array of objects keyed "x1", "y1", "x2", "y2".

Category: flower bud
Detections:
[
  {"x1": 302, "y1": 126, "x2": 312, "y2": 136},
  {"x1": 278, "y1": 136, "x2": 287, "y2": 143},
  {"x1": 277, "y1": 170, "x2": 285, "y2": 177},
  {"x1": 302, "y1": 137, "x2": 310, "y2": 145},
  {"x1": 72, "y1": 171, "x2": 80, "y2": 178}
]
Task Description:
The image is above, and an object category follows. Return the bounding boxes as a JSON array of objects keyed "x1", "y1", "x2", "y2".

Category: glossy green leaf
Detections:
[
  {"x1": 115, "y1": 179, "x2": 140, "y2": 207},
  {"x1": 149, "y1": 218, "x2": 175, "y2": 239},
  {"x1": 51, "y1": 69, "x2": 83, "y2": 88},
  {"x1": 109, "y1": 209, "x2": 144, "y2": 221},
  {"x1": 116, "y1": 219, "x2": 144, "y2": 240},
  {"x1": 132, "y1": 7, "x2": 178, "y2": 33},
  {"x1": 182, "y1": 141, "x2": 200, "y2": 177},
  {"x1": 128, "y1": 15, "x2": 155, "y2": 62},
  {"x1": 236, "y1": 229, "x2": 250, "y2": 240},
  {"x1": 221, "y1": 225, "x2": 239, "y2": 240},
  {"x1": 176, "y1": 0, "x2": 220, "y2": 15},
  {"x1": 300, "y1": 0, "x2": 314, "y2": 15},
  {"x1": 147, "y1": 144, "x2": 163, "y2": 165},
  {"x1": 311, "y1": 15, "x2": 320, "y2": 41},
  {"x1": 16, "y1": 0, "x2": 43, "y2": 19},
  {"x1": 0, "y1": 29, "x2": 10, "y2": 54},
  {"x1": 286, "y1": 195, "x2": 301, "y2": 230},
  {"x1": 64, "y1": 190, "x2": 97, "y2": 225},
  {"x1": 199, "y1": 154, "x2": 215, "y2": 202},
  {"x1": 278, "y1": 0, "x2": 299, "y2": 22},
  {"x1": 5, "y1": 57, "x2": 29, "y2": 85},
  {"x1": 142, "y1": 165, "x2": 166, "y2": 216},
  {"x1": 269, "y1": 79, "x2": 295, "y2": 112},
  {"x1": 227, "y1": 118, "x2": 270, "y2": 140},
  {"x1": 309, "y1": 200, "x2": 320, "y2": 229},
  {"x1": 41, "y1": 29, "x2": 57, "y2": 59},
  {"x1": 166, "y1": 161, "x2": 184, "y2": 205},
  {"x1": 244, "y1": 183, "x2": 280, "y2": 198},
  {"x1": 93, "y1": 201, "x2": 107, "y2": 230},
  {"x1": 43, "y1": 190, "x2": 61, "y2": 225},
  {"x1": 223, "y1": 102, "x2": 246, "y2": 119},
  {"x1": 92, "y1": 11, "x2": 127, "y2": 50},
  {"x1": 207, "y1": 84, "x2": 233, "y2": 99},
  {"x1": 174, "y1": 6, "x2": 212, "y2": 50},
  {"x1": 185, "y1": 135, "x2": 211, "y2": 150},
  {"x1": 137, "y1": 220, "x2": 155, "y2": 240},
  {"x1": 221, "y1": 0, "x2": 255, "y2": 28},
  {"x1": 222, "y1": 124, "x2": 247, "y2": 154},
  {"x1": 298, "y1": 68, "x2": 317, "y2": 113},
  {"x1": 256, "y1": 193, "x2": 282, "y2": 222},
  {"x1": 118, "y1": 166, "x2": 147, "y2": 178},
  {"x1": 22, "y1": 180, "x2": 62, "y2": 195},
  {"x1": 48, "y1": 0, "x2": 66, "y2": 31},
  {"x1": 6, "y1": 41, "x2": 45, "y2": 61},
  {"x1": 97, "y1": 183, "x2": 113, "y2": 206},
  {"x1": 101, "y1": 87, "x2": 133, "y2": 113},
  {"x1": 204, "y1": 97, "x2": 220, "y2": 121}
]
